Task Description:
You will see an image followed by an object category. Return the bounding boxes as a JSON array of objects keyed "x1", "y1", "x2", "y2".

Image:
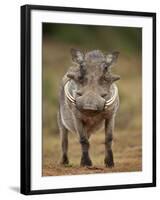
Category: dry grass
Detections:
[{"x1": 42, "y1": 130, "x2": 142, "y2": 176}]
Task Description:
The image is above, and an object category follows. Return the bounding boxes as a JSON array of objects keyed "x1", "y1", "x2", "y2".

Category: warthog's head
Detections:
[{"x1": 67, "y1": 49, "x2": 120, "y2": 114}]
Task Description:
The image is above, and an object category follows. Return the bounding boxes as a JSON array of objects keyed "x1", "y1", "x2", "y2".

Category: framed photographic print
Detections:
[{"x1": 21, "y1": 4, "x2": 156, "y2": 195}]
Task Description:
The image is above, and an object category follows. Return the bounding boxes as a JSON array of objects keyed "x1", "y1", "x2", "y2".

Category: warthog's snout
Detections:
[{"x1": 76, "y1": 92, "x2": 106, "y2": 113}]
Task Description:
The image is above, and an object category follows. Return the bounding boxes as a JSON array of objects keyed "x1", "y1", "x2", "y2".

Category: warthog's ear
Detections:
[
  {"x1": 105, "y1": 51, "x2": 120, "y2": 66},
  {"x1": 70, "y1": 48, "x2": 84, "y2": 64}
]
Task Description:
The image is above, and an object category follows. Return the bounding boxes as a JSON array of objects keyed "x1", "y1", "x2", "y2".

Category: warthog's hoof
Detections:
[
  {"x1": 80, "y1": 155, "x2": 92, "y2": 167},
  {"x1": 60, "y1": 155, "x2": 69, "y2": 165},
  {"x1": 104, "y1": 151, "x2": 114, "y2": 168},
  {"x1": 104, "y1": 158, "x2": 114, "y2": 168}
]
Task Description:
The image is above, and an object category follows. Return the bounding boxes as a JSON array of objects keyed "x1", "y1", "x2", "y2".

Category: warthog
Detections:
[{"x1": 57, "y1": 49, "x2": 120, "y2": 167}]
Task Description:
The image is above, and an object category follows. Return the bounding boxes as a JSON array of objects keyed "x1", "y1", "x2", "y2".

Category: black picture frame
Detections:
[{"x1": 20, "y1": 4, "x2": 156, "y2": 195}]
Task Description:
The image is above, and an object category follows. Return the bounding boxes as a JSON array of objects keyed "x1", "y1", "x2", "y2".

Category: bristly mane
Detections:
[{"x1": 85, "y1": 50, "x2": 105, "y2": 63}]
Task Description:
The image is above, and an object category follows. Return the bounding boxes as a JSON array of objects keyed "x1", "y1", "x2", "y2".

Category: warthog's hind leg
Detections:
[{"x1": 57, "y1": 111, "x2": 69, "y2": 165}]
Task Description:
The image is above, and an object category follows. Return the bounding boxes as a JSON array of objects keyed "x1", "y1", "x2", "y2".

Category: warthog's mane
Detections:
[{"x1": 85, "y1": 50, "x2": 105, "y2": 63}]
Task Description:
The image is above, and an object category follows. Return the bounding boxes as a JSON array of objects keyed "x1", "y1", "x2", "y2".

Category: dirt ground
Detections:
[{"x1": 42, "y1": 130, "x2": 142, "y2": 176}]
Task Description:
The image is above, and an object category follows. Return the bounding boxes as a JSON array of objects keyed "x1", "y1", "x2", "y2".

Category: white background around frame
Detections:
[
  {"x1": 0, "y1": 0, "x2": 159, "y2": 200},
  {"x1": 31, "y1": 9, "x2": 153, "y2": 190}
]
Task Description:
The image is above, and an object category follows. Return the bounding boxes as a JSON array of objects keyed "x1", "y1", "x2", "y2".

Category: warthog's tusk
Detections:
[
  {"x1": 104, "y1": 85, "x2": 118, "y2": 109},
  {"x1": 64, "y1": 81, "x2": 76, "y2": 104},
  {"x1": 64, "y1": 80, "x2": 118, "y2": 110}
]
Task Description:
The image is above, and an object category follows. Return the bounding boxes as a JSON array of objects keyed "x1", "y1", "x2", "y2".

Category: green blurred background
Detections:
[
  {"x1": 43, "y1": 23, "x2": 142, "y2": 55},
  {"x1": 42, "y1": 23, "x2": 142, "y2": 175}
]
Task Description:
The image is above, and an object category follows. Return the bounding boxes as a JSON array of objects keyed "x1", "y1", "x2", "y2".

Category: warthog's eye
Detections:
[
  {"x1": 101, "y1": 62, "x2": 108, "y2": 70},
  {"x1": 77, "y1": 75, "x2": 87, "y2": 85},
  {"x1": 78, "y1": 75, "x2": 84, "y2": 82}
]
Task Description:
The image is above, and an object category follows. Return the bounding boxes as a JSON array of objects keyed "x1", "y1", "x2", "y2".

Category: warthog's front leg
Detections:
[
  {"x1": 104, "y1": 117, "x2": 115, "y2": 167},
  {"x1": 57, "y1": 111, "x2": 69, "y2": 165},
  {"x1": 75, "y1": 120, "x2": 92, "y2": 166}
]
